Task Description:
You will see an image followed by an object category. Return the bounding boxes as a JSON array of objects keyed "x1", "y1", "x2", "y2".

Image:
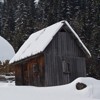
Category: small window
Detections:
[
  {"x1": 60, "y1": 28, "x2": 66, "y2": 32},
  {"x1": 62, "y1": 60, "x2": 70, "y2": 74},
  {"x1": 33, "y1": 64, "x2": 39, "y2": 73}
]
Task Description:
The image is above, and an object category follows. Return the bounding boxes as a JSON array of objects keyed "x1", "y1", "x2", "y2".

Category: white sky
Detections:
[{"x1": 0, "y1": 0, "x2": 4, "y2": 2}]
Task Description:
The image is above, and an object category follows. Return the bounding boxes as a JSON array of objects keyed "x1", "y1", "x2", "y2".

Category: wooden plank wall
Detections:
[
  {"x1": 15, "y1": 65, "x2": 23, "y2": 85},
  {"x1": 76, "y1": 57, "x2": 86, "y2": 77},
  {"x1": 26, "y1": 54, "x2": 45, "y2": 86},
  {"x1": 44, "y1": 28, "x2": 86, "y2": 86},
  {"x1": 15, "y1": 54, "x2": 45, "y2": 86}
]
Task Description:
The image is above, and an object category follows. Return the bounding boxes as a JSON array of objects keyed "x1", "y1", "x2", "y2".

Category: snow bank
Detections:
[
  {"x1": 0, "y1": 36, "x2": 15, "y2": 63},
  {"x1": 0, "y1": 77, "x2": 100, "y2": 100}
]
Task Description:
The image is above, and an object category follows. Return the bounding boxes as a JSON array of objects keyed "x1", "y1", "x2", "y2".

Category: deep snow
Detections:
[{"x1": 0, "y1": 77, "x2": 100, "y2": 100}]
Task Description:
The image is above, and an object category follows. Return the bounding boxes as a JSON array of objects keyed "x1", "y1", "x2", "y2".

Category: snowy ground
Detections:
[{"x1": 0, "y1": 77, "x2": 100, "y2": 100}]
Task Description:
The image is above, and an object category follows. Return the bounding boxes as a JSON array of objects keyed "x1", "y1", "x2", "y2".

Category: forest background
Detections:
[{"x1": 0, "y1": 0, "x2": 100, "y2": 79}]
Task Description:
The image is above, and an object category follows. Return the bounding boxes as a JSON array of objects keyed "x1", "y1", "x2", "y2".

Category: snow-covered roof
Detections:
[
  {"x1": 0, "y1": 36, "x2": 15, "y2": 63},
  {"x1": 10, "y1": 20, "x2": 91, "y2": 64}
]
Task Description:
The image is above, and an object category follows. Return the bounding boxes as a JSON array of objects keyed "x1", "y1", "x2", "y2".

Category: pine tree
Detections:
[
  {"x1": 1, "y1": 0, "x2": 15, "y2": 45},
  {"x1": 78, "y1": 0, "x2": 100, "y2": 78},
  {"x1": 0, "y1": 2, "x2": 3, "y2": 34},
  {"x1": 14, "y1": 0, "x2": 35, "y2": 51}
]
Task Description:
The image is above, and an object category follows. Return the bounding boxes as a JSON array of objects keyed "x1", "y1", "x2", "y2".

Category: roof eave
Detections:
[
  {"x1": 63, "y1": 21, "x2": 91, "y2": 58},
  {"x1": 9, "y1": 53, "x2": 43, "y2": 65}
]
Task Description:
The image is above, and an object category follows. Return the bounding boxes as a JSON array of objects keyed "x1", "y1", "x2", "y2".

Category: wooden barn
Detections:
[{"x1": 10, "y1": 20, "x2": 91, "y2": 86}]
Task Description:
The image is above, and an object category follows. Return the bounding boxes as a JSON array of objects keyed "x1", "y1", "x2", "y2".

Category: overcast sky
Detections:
[{"x1": 0, "y1": 0, "x2": 4, "y2": 2}]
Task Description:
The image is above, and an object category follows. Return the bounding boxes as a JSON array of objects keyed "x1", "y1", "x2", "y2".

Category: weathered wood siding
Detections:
[
  {"x1": 15, "y1": 27, "x2": 87, "y2": 86},
  {"x1": 15, "y1": 54, "x2": 45, "y2": 86},
  {"x1": 15, "y1": 64, "x2": 23, "y2": 85},
  {"x1": 26, "y1": 54, "x2": 45, "y2": 86},
  {"x1": 44, "y1": 28, "x2": 86, "y2": 86}
]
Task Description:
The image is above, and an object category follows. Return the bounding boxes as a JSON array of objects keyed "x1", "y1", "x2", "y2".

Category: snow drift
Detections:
[{"x1": 0, "y1": 77, "x2": 100, "y2": 100}]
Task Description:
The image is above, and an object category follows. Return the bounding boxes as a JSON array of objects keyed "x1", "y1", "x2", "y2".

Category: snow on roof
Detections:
[
  {"x1": 0, "y1": 36, "x2": 15, "y2": 63},
  {"x1": 10, "y1": 20, "x2": 91, "y2": 64}
]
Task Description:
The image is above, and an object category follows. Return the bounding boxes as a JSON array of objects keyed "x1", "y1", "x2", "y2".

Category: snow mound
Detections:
[
  {"x1": 0, "y1": 36, "x2": 15, "y2": 63},
  {"x1": 0, "y1": 77, "x2": 100, "y2": 100}
]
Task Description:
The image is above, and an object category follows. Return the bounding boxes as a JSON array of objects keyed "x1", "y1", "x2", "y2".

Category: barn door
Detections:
[
  {"x1": 61, "y1": 58, "x2": 71, "y2": 84},
  {"x1": 58, "y1": 57, "x2": 86, "y2": 84},
  {"x1": 32, "y1": 62, "x2": 45, "y2": 86},
  {"x1": 32, "y1": 63, "x2": 41, "y2": 86},
  {"x1": 22, "y1": 63, "x2": 41, "y2": 86}
]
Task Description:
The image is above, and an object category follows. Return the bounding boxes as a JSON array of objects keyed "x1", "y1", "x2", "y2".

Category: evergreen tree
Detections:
[
  {"x1": 13, "y1": 0, "x2": 35, "y2": 51},
  {"x1": 0, "y1": 2, "x2": 3, "y2": 34},
  {"x1": 1, "y1": 0, "x2": 15, "y2": 44}
]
